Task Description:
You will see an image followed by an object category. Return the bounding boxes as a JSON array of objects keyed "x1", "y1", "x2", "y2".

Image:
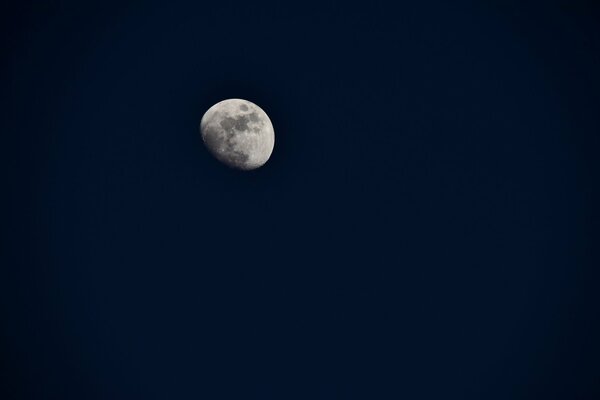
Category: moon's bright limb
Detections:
[{"x1": 200, "y1": 98, "x2": 275, "y2": 170}]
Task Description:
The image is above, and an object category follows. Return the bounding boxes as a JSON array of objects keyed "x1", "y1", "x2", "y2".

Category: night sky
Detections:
[{"x1": 2, "y1": 1, "x2": 599, "y2": 399}]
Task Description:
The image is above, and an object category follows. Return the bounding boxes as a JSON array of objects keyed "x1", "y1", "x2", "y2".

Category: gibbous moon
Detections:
[{"x1": 200, "y1": 98, "x2": 275, "y2": 170}]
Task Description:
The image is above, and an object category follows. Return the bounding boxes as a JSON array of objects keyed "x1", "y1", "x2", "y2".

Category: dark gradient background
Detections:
[{"x1": 1, "y1": 1, "x2": 599, "y2": 399}]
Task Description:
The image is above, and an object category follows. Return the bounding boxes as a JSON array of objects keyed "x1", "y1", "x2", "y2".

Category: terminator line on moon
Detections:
[{"x1": 200, "y1": 99, "x2": 275, "y2": 170}]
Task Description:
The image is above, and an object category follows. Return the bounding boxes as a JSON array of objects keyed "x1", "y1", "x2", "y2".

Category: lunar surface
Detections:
[{"x1": 200, "y1": 98, "x2": 275, "y2": 170}]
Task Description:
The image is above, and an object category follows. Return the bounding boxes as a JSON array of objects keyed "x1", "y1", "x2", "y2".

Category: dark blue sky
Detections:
[{"x1": 2, "y1": 1, "x2": 599, "y2": 399}]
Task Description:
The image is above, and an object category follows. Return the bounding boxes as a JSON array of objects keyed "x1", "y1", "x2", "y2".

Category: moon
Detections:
[{"x1": 200, "y1": 98, "x2": 275, "y2": 170}]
